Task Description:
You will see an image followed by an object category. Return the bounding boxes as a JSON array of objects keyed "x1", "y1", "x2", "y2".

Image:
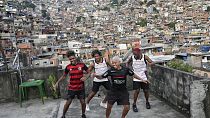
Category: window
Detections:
[{"x1": 204, "y1": 73, "x2": 208, "y2": 78}]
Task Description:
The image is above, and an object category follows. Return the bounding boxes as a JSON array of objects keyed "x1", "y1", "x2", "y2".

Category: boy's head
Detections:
[
  {"x1": 92, "y1": 50, "x2": 102, "y2": 62},
  {"x1": 67, "y1": 50, "x2": 77, "y2": 65},
  {"x1": 111, "y1": 56, "x2": 122, "y2": 69},
  {"x1": 132, "y1": 48, "x2": 142, "y2": 57}
]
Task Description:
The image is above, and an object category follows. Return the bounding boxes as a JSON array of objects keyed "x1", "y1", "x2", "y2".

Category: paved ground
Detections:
[
  {"x1": 57, "y1": 93, "x2": 187, "y2": 118},
  {"x1": 0, "y1": 98, "x2": 61, "y2": 118},
  {"x1": 0, "y1": 93, "x2": 187, "y2": 118}
]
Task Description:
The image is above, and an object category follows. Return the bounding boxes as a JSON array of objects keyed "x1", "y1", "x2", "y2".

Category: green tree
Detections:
[
  {"x1": 21, "y1": 1, "x2": 36, "y2": 10},
  {"x1": 168, "y1": 22, "x2": 176, "y2": 30},
  {"x1": 41, "y1": 10, "x2": 47, "y2": 18},
  {"x1": 136, "y1": 18, "x2": 147, "y2": 27},
  {"x1": 76, "y1": 16, "x2": 85, "y2": 23},
  {"x1": 153, "y1": 7, "x2": 159, "y2": 13},
  {"x1": 206, "y1": 6, "x2": 210, "y2": 12},
  {"x1": 147, "y1": 0, "x2": 156, "y2": 7},
  {"x1": 111, "y1": 0, "x2": 118, "y2": 6},
  {"x1": 100, "y1": 6, "x2": 110, "y2": 11},
  {"x1": 167, "y1": 59, "x2": 193, "y2": 73},
  {"x1": 144, "y1": 0, "x2": 147, "y2": 3},
  {"x1": 120, "y1": 0, "x2": 127, "y2": 5},
  {"x1": 139, "y1": 1, "x2": 144, "y2": 6}
]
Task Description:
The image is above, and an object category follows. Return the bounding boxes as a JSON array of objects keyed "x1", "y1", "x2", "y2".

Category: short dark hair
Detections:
[
  {"x1": 91, "y1": 50, "x2": 102, "y2": 57},
  {"x1": 66, "y1": 50, "x2": 75, "y2": 57}
]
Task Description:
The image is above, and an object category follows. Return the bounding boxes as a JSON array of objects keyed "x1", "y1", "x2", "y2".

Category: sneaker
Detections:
[
  {"x1": 100, "y1": 101, "x2": 107, "y2": 108},
  {"x1": 146, "y1": 102, "x2": 151, "y2": 109},
  {"x1": 86, "y1": 104, "x2": 90, "y2": 111},
  {"x1": 81, "y1": 114, "x2": 86, "y2": 118},
  {"x1": 132, "y1": 104, "x2": 138, "y2": 112}
]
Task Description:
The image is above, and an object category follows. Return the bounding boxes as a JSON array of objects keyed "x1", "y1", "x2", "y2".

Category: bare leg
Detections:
[
  {"x1": 86, "y1": 91, "x2": 97, "y2": 104},
  {"x1": 62, "y1": 99, "x2": 72, "y2": 117},
  {"x1": 102, "y1": 95, "x2": 108, "y2": 103},
  {"x1": 133, "y1": 89, "x2": 140, "y2": 105},
  {"x1": 106, "y1": 103, "x2": 113, "y2": 118},
  {"x1": 144, "y1": 90, "x2": 151, "y2": 109},
  {"x1": 121, "y1": 105, "x2": 130, "y2": 118},
  {"x1": 79, "y1": 99, "x2": 86, "y2": 114},
  {"x1": 144, "y1": 91, "x2": 149, "y2": 102}
]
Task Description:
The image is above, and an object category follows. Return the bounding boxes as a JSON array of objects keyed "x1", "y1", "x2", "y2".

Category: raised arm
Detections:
[
  {"x1": 104, "y1": 48, "x2": 112, "y2": 67},
  {"x1": 126, "y1": 57, "x2": 132, "y2": 67},
  {"x1": 145, "y1": 55, "x2": 154, "y2": 66}
]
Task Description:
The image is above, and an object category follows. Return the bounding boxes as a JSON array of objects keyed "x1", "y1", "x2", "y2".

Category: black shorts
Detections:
[
  {"x1": 92, "y1": 81, "x2": 111, "y2": 92},
  {"x1": 67, "y1": 89, "x2": 85, "y2": 100},
  {"x1": 107, "y1": 90, "x2": 130, "y2": 105},
  {"x1": 133, "y1": 81, "x2": 149, "y2": 91}
]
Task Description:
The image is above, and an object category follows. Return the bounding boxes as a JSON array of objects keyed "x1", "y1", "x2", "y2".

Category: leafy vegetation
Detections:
[
  {"x1": 41, "y1": 10, "x2": 47, "y2": 18},
  {"x1": 168, "y1": 22, "x2": 176, "y2": 30},
  {"x1": 47, "y1": 74, "x2": 59, "y2": 98},
  {"x1": 136, "y1": 18, "x2": 147, "y2": 27},
  {"x1": 166, "y1": 59, "x2": 193, "y2": 73},
  {"x1": 111, "y1": 0, "x2": 119, "y2": 6},
  {"x1": 153, "y1": 7, "x2": 159, "y2": 13},
  {"x1": 120, "y1": 0, "x2": 127, "y2": 5},
  {"x1": 76, "y1": 16, "x2": 85, "y2": 23},
  {"x1": 139, "y1": 1, "x2": 144, "y2": 6},
  {"x1": 146, "y1": 0, "x2": 156, "y2": 7},
  {"x1": 206, "y1": 6, "x2": 210, "y2": 12},
  {"x1": 20, "y1": 1, "x2": 36, "y2": 10},
  {"x1": 99, "y1": 6, "x2": 110, "y2": 11}
]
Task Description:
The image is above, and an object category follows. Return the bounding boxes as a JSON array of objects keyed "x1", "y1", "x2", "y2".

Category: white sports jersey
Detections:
[
  {"x1": 132, "y1": 55, "x2": 147, "y2": 82},
  {"x1": 93, "y1": 58, "x2": 108, "y2": 82}
]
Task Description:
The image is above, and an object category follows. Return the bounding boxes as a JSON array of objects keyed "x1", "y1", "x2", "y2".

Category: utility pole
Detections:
[{"x1": 0, "y1": 39, "x2": 8, "y2": 71}]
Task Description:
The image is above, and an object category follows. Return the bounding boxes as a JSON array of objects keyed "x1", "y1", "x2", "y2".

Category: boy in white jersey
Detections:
[
  {"x1": 86, "y1": 49, "x2": 111, "y2": 111},
  {"x1": 127, "y1": 48, "x2": 154, "y2": 112}
]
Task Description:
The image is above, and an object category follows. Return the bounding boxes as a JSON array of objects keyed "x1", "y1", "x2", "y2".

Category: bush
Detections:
[
  {"x1": 166, "y1": 59, "x2": 193, "y2": 73},
  {"x1": 136, "y1": 18, "x2": 147, "y2": 27},
  {"x1": 168, "y1": 22, "x2": 176, "y2": 30},
  {"x1": 47, "y1": 74, "x2": 58, "y2": 98}
]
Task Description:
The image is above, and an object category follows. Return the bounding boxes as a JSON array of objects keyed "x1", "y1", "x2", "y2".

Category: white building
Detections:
[{"x1": 67, "y1": 40, "x2": 82, "y2": 56}]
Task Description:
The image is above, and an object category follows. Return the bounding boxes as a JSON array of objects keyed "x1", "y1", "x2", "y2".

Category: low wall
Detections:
[
  {"x1": 0, "y1": 67, "x2": 60, "y2": 103},
  {"x1": 21, "y1": 66, "x2": 59, "y2": 98},
  {"x1": 0, "y1": 67, "x2": 100, "y2": 103},
  {"x1": 148, "y1": 64, "x2": 210, "y2": 118},
  {"x1": 0, "y1": 71, "x2": 19, "y2": 103},
  {"x1": 2, "y1": 64, "x2": 210, "y2": 118}
]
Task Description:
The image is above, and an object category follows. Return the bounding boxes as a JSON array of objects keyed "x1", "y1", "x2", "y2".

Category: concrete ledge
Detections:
[{"x1": 149, "y1": 64, "x2": 210, "y2": 118}]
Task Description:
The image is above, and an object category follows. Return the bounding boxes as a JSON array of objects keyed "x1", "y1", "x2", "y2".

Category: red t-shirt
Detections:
[{"x1": 64, "y1": 63, "x2": 88, "y2": 91}]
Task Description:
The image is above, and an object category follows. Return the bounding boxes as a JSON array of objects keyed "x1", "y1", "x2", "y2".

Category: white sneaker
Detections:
[
  {"x1": 100, "y1": 101, "x2": 107, "y2": 109},
  {"x1": 86, "y1": 104, "x2": 90, "y2": 111}
]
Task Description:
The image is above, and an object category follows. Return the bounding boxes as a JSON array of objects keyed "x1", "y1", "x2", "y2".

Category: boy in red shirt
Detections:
[{"x1": 55, "y1": 50, "x2": 89, "y2": 118}]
